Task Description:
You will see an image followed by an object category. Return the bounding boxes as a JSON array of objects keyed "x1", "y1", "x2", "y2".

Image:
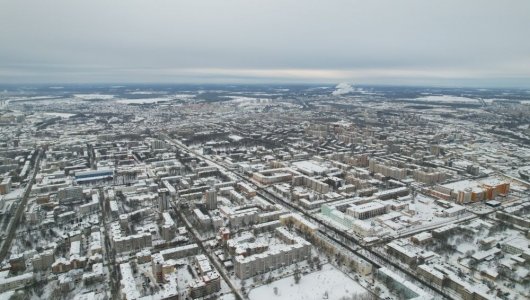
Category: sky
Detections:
[{"x1": 1, "y1": 0, "x2": 530, "y2": 87}]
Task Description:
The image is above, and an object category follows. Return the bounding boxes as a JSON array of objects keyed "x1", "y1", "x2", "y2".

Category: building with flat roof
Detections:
[
  {"x1": 377, "y1": 267, "x2": 433, "y2": 300},
  {"x1": 0, "y1": 271, "x2": 33, "y2": 293},
  {"x1": 347, "y1": 201, "x2": 388, "y2": 220},
  {"x1": 234, "y1": 228, "x2": 311, "y2": 279},
  {"x1": 0, "y1": 177, "x2": 12, "y2": 195},
  {"x1": 75, "y1": 168, "x2": 114, "y2": 185}
]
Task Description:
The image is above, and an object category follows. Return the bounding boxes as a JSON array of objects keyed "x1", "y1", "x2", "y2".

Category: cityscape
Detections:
[
  {"x1": 1, "y1": 1, "x2": 530, "y2": 299},
  {"x1": 0, "y1": 84, "x2": 529, "y2": 300}
]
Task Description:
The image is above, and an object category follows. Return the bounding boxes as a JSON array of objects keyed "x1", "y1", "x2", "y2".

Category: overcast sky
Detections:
[{"x1": 1, "y1": 0, "x2": 530, "y2": 87}]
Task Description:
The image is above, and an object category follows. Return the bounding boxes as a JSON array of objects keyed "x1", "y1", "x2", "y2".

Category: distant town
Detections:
[{"x1": 0, "y1": 83, "x2": 529, "y2": 300}]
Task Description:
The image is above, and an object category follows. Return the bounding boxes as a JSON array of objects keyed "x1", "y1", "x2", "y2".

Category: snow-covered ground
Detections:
[
  {"x1": 248, "y1": 264, "x2": 368, "y2": 300},
  {"x1": 74, "y1": 94, "x2": 115, "y2": 100},
  {"x1": 414, "y1": 95, "x2": 479, "y2": 103},
  {"x1": 2, "y1": 188, "x2": 24, "y2": 201},
  {"x1": 127, "y1": 91, "x2": 168, "y2": 95},
  {"x1": 116, "y1": 94, "x2": 194, "y2": 104},
  {"x1": 116, "y1": 97, "x2": 172, "y2": 104},
  {"x1": 42, "y1": 112, "x2": 76, "y2": 118},
  {"x1": 219, "y1": 293, "x2": 237, "y2": 300},
  {"x1": 228, "y1": 134, "x2": 243, "y2": 141}
]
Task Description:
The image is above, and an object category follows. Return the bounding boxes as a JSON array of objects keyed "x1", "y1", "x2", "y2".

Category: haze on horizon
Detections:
[{"x1": 1, "y1": 0, "x2": 530, "y2": 88}]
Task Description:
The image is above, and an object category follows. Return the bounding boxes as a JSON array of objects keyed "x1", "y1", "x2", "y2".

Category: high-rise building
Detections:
[
  {"x1": 205, "y1": 187, "x2": 217, "y2": 210},
  {"x1": 158, "y1": 188, "x2": 169, "y2": 211}
]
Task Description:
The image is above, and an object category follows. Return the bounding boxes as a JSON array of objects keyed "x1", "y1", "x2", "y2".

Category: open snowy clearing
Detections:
[
  {"x1": 414, "y1": 95, "x2": 479, "y2": 103},
  {"x1": 248, "y1": 264, "x2": 368, "y2": 300}
]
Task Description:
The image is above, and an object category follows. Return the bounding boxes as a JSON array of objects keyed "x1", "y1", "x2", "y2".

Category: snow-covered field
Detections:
[
  {"x1": 116, "y1": 94, "x2": 194, "y2": 104},
  {"x1": 116, "y1": 97, "x2": 172, "y2": 104},
  {"x1": 228, "y1": 134, "x2": 243, "y2": 141},
  {"x1": 42, "y1": 112, "x2": 76, "y2": 118},
  {"x1": 74, "y1": 93, "x2": 115, "y2": 100},
  {"x1": 414, "y1": 95, "x2": 479, "y2": 103},
  {"x1": 248, "y1": 264, "x2": 368, "y2": 300},
  {"x1": 127, "y1": 91, "x2": 168, "y2": 95}
]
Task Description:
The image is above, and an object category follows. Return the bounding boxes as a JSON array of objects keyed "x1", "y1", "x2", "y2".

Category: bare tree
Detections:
[{"x1": 293, "y1": 268, "x2": 301, "y2": 284}]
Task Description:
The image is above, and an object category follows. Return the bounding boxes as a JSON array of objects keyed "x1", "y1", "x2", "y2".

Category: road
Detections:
[
  {"x1": 0, "y1": 149, "x2": 42, "y2": 261},
  {"x1": 169, "y1": 199, "x2": 244, "y2": 300},
  {"x1": 98, "y1": 187, "x2": 119, "y2": 299}
]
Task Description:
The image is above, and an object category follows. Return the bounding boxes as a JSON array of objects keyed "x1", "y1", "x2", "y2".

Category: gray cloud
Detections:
[{"x1": 1, "y1": 0, "x2": 529, "y2": 86}]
